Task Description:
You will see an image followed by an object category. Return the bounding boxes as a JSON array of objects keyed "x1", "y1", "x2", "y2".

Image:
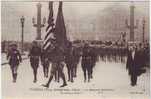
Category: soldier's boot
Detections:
[
  {"x1": 74, "y1": 68, "x2": 77, "y2": 77},
  {"x1": 43, "y1": 68, "x2": 46, "y2": 78},
  {"x1": 33, "y1": 77, "x2": 37, "y2": 83},
  {"x1": 57, "y1": 72, "x2": 60, "y2": 83},
  {"x1": 14, "y1": 73, "x2": 17, "y2": 83},
  {"x1": 12, "y1": 73, "x2": 16, "y2": 83},
  {"x1": 33, "y1": 70, "x2": 37, "y2": 83},
  {"x1": 73, "y1": 67, "x2": 76, "y2": 77},
  {"x1": 84, "y1": 71, "x2": 86, "y2": 83},
  {"x1": 68, "y1": 70, "x2": 71, "y2": 81},
  {"x1": 60, "y1": 73, "x2": 67, "y2": 87},
  {"x1": 90, "y1": 74, "x2": 93, "y2": 79},
  {"x1": 71, "y1": 69, "x2": 74, "y2": 83},
  {"x1": 42, "y1": 76, "x2": 53, "y2": 88},
  {"x1": 46, "y1": 69, "x2": 48, "y2": 78},
  {"x1": 88, "y1": 71, "x2": 91, "y2": 82},
  {"x1": 67, "y1": 67, "x2": 70, "y2": 81},
  {"x1": 90, "y1": 69, "x2": 93, "y2": 79},
  {"x1": 54, "y1": 71, "x2": 57, "y2": 82}
]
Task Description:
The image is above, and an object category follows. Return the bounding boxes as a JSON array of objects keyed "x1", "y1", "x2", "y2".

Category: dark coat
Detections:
[
  {"x1": 7, "y1": 49, "x2": 22, "y2": 66},
  {"x1": 126, "y1": 50, "x2": 145, "y2": 76}
]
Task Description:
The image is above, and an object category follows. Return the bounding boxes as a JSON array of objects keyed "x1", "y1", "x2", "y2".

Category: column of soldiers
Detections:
[
  {"x1": 99, "y1": 45, "x2": 128, "y2": 63},
  {"x1": 6, "y1": 41, "x2": 150, "y2": 87}
]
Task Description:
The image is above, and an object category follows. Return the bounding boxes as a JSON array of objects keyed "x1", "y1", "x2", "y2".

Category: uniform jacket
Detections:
[
  {"x1": 7, "y1": 49, "x2": 22, "y2": 66},
  {"x1": 126, "y1": 49, "x2": 144, "y2": 76}
]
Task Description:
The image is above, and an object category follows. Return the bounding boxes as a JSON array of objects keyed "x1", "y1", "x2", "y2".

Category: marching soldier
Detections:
[
  {"x1": 90, "y1": 46, "x2": 98, "y2": 79},
  {"x1": 7, "y1": 43, "x2": 22, "y2": 83},
  {"x1": 72, "y1": 46, "x2": 81, "y2": 77},
  {"x1": 29, "y1": 41, "x2": 41, "y2": 83},
  {"x1": 42, "y1": 45, "x2": 67, "y2": 88},
  {"x1": 65, "y1": 42, "x2": 74, "y2": 82},
  {"x1": 81, "y1": 43, "x2": 93, "y2": 82}
]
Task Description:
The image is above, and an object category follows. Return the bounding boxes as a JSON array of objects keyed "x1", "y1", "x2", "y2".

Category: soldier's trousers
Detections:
[
  {"x1": 10, "y1": 65, "x2": 18, "y2": 81},
  {"x1": 54, "y1": 69, "x2": 59, "y2": 82},
  {"x1": 30, "y1": 57, "x2": 39, "y2": 81},
  {"x1": 73, "y1": 63, "x2": 78, "y2": 77},
  {"x1": 31, "y1": 65, "x2": 39, "y2": 81},
  {"x1": 82, "y1": 65, "x2": 92, "y2": 82},
  {"x1": 46, "y1": 62, "x2": 67, "y2": 86},
  {"x1": 66, "y1": 63, "x2": 74, "y2": 82},
  {"x1": 42, "y1": 64, "x2": 49, "y2": 77}
]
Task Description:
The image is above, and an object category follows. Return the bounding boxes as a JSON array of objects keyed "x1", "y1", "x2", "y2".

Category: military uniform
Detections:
[
  {"x1": 81, "y1": 44, "x2": 93, "y2": 82},
  {"x1": 7, "y1": 44, "x2": 22, "y2": 83},
  {"x1": 65, "y1": 43, "x2": 75, "y2": 82},
  {"x1": 29, "y1": 42, "x2": 41, "y2": 83},
  {"x1": 72, "y1": 47, "x2": 81, "y2": 77},
  {"x1": 90, "y1": 47, "x2": 98, "y2": 79},
  {"x1": 42, "y1": 47, "x2": 67, "y2": 88}
]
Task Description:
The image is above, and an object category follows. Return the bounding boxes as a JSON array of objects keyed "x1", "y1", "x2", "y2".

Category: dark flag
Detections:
[
  {"x1": 43, "y1": 1, "x2": 56, "y2": 51},
  {"x1": 54, "y1": 1, "x2": 67, "y2": 51}
]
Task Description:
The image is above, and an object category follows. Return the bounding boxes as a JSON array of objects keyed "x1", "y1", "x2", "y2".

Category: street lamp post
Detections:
[{"x1": 20, "y1": 16, "x2": 25, "y2": 54}]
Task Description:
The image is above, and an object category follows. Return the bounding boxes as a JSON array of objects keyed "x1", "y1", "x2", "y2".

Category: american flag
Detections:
[
  {"x1": 43, "y1": 1, "x2": 56, "y2": 51},
  {"x1": 43, "y1": 1, "x2": 67, "y2": 53}
]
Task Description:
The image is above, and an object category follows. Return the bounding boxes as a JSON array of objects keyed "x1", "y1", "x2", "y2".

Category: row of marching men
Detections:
[
  {"x1": 6, "y1": 41, "x2": 97, "y2": 87},
  {"x1": 98, "y1": 45, "x2": 127, "y2": 63},
  {"x1": 6, "y1": 41, "x2": 149, "y2": 87}
]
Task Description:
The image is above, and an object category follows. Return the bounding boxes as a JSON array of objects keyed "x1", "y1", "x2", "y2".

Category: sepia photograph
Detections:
[{"x1": 1, "y1": 0, "x2": 150, "y2": 99}]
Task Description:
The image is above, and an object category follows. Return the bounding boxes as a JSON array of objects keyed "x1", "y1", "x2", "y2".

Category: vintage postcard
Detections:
[{"x1": 1, "y1": 0, "x2": 150, "y2": 99}]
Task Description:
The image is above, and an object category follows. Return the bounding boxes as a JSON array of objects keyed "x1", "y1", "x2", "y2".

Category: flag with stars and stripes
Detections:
[
  {"x1": 43, "y1": 1, "x2": 67, "y2": 54},
  {"x1": 43, "y1": 1, "x2": 56, "y2": 51}
]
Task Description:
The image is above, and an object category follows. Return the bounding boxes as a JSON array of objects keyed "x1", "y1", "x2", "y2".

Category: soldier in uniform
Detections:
[
  {"x1": 65, "y1": 42, "x2": 74, "y2": 82},
  {"x1": 42, "y1": 45, "x2": 67, "y2": 88},
  {"x1": 72, "y1": 46, "x2": 81, "y2": 77},
  {"x1": 90, "y1": 46, "x2": 98, "y2": 79},
  {"x1": 81, "y1": 43, "x2": 93, "y2": 82},
  {"x1": 29, "y1": 41, "x2": 41, "y2": 83},
  {"x1": 7, "y1": 43, "x2": 22, "y2": 83}
]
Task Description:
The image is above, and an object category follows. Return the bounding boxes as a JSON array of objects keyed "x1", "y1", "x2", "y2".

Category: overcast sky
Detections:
[{"x1": 1, "y1": 1, "x2": 149, "y2": 41}]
